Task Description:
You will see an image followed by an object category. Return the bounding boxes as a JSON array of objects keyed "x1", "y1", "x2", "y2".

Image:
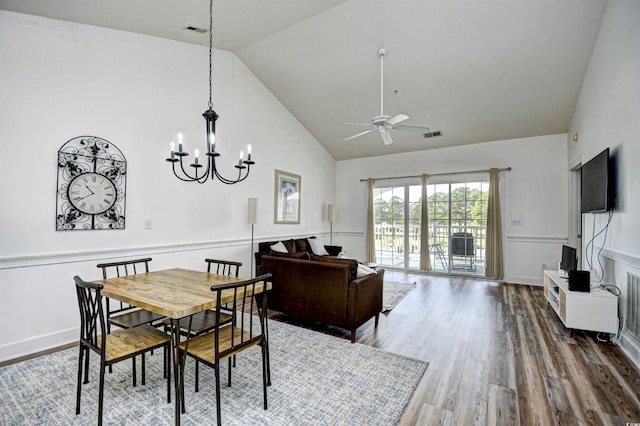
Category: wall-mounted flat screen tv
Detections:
[{"x1": 581, "y1": 148, "x2": 612, "y2": 213}]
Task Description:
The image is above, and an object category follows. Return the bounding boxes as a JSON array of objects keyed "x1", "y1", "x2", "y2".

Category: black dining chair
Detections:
[
  {"x1": 178, "y1": 273, "x2": 272, "y2": 426},
  {"x1": 74, "y1": 276, "x2": 171, "y2": 426},
  {"x1": 205, "y1": 258, "x2": 242, "y2": 276},
  {"x1": 164, "y1": 259, "x2": 242, "y2": 391},
  {"x1": 96, "y1": 257, "x2": 166, "y2": 385}
]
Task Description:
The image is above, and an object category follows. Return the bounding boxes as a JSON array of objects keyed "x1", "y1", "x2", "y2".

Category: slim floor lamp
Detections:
[
  {"x1": 248, "y1": 198, "x2": 258, "y2": 278},
  {"x1": 327, "y1": 204, "x2": 335, "y2": 245}
]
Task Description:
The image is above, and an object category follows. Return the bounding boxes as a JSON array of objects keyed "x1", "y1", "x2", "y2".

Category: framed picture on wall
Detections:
[{"x1": 274, "y1": 169, "x2": 301, "y2": 224}]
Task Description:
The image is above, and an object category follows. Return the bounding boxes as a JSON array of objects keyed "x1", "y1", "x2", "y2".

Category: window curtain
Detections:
[
  {"x1": 420, "y1": 174, "x2": 432, "y2": 271},
  {"x1": 485, "y1": 168, "x2": 504, "y2": 279},
  {"x1": 365, "y1": 178, "x2": 376, "y2": 263}
]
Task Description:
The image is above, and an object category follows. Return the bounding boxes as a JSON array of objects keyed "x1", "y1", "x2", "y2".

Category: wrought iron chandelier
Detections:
[{"x1": 166, "y1": 0, "x2": 254, "y2": 184}]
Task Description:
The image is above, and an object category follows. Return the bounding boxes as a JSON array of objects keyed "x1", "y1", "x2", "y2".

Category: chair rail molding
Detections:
[
  {"x1": 0, "y1": 232, "x2": 337, "y2": 270},
  {"x1": 506, "y1": 235, "x2": 568, "y2": 243},
  {"x1": 0, "y1": 239, "x2": 247, "y2": 270}
]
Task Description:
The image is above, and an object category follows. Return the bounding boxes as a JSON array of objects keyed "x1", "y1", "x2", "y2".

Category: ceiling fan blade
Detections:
[
  {"x1": 344, "y1": 122, "x2": 372, "y2": 127},
  {"x1": 386, "y1": 113, "x2": 409, "y2": 126},
  {"x1": 394, "y1": 124, "x2": 431, "y2": 133},
  {"x1": 380, "y1": 130, "x2": 394, "y2": 145},
  {"x1": 344, "y1": 129, "x2": 373, "y2": 141}
]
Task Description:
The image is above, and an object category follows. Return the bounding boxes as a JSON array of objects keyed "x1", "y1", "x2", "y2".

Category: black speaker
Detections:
[{"x1": 568, "y1": 270, "x2": 590, "y2": 292}]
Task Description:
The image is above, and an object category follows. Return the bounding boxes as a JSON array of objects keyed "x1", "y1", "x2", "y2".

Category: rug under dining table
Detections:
[{"x1": 0, "y1": 318, "x2": 428, "y2": 425}]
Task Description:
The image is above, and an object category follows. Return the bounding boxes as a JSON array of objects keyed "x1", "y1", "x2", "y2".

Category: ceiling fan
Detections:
[{"x1": 345, "y1": 48, "x2": 430, "y2": 146}]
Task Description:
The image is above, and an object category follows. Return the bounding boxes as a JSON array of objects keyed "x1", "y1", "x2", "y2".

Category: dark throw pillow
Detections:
[{"x1": 310, "y1": 253, "x2": 358, "y2": 281}]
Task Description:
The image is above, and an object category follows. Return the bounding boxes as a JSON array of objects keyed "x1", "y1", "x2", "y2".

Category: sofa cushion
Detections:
[
  {"x1": 308, "y1": 238, "x2": 329, "y2": 256},
  {"x1": 310, "y1": 253, "x2": 358, "y2": 281},
  {"x1": 282, "y1": 239, "x2": 296, "y2": 253},
  {"x1": 338, "y1": 252, "x2": 377, "y2": 278},
  {"x1": 270, "y1": 241, "x2": 288, "y2": 253},
  {"x1": 295, "y1": 238, "x2": 310, "y2": 253},
  {"x1": 269, "y1": 250, "x2": 310, "y2": 260},
  {"x1": 356, "y1": 263, "x2": 377, "y2": 278},
  {"x1": 270, "y1": 240, "x2": 296, "y2": 253}
]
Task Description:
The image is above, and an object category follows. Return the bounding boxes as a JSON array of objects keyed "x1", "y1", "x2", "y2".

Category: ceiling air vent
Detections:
[
  {"x1": 184, "y1": 26, "x2": 207, "y2": 34},
  {"x1": 423, "y1": 131, "x2": 443, "y2": 138}
]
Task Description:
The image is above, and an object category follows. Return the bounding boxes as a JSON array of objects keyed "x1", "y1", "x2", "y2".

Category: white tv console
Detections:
[{"x1": 543, "y1": 270, "x2": 618, "y2": 334}]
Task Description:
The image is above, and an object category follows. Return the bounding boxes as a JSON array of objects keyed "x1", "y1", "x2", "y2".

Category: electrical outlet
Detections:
[
  {"x1": 542, "y1": 264, "x2": 547, "y2": 270},
  {"x1": 144, "y1": 219, "x2": 152, "y2": 230},
  {"x1": 511, "y1": 218, "x2": 523, "y2": 226}
]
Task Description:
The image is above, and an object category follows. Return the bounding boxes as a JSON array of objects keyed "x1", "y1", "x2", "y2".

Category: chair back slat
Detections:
[
  {"x1": 97, "y1": 257, "x2": 152, "y2": 279},
  {"x1": 96, "y1": 258, "x2": 152, "y2": 316},
  {"x1": 74, "y1": 276, "x2": 106, "y2": 355},
  {"x1": 210, "y1": 273, "x2": 271, "y2": 363},
  {"x1": 205, "y1": 258, "x2": 242, "y2": 277}
]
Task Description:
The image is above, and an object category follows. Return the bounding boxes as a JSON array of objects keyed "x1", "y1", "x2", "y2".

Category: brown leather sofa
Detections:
[
  {"x1": 259, "y1": 254, "x2": 384, "y2": 343},
  {"x1": 254, "y1": 237, "x2": 342, "y2": 274}
]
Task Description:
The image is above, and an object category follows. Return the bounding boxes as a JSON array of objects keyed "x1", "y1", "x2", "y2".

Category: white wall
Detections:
[
  {"x1": 567, "y1": 0, "x2": 640, "y2": 366},
  {"x1": 0, "y1": 11, "x2": 336, "y2": 362},
  {"x1": 335, "y1": 134, "x2": 569, "y2": 285}
]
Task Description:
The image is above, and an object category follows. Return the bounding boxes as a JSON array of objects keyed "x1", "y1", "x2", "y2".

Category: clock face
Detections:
[{"x1": 68, "y1": 172, "x2": 117, "y2": 214}]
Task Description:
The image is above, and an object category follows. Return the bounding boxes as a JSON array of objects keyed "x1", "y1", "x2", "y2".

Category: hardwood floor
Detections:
[{"x1": 269, "y1": 271, "x2": 640, "y2": 425}]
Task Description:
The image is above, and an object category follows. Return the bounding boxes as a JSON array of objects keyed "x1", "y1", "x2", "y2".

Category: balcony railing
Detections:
[{"x1": 373, "y1": 223, "x2": 486, "y2": 274}]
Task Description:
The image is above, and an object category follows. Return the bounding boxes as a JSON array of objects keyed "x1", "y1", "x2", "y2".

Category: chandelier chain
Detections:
[{"x1": 208, "y1": 0, "x2": 213, "y2": 109}]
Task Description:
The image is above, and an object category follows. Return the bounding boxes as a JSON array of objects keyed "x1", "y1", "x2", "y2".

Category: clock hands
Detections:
[
  {"x1": 76, "y1": 185, "x2": 96, "y2": 200},
  {"x1": 77, "y1": 192, "x2": 94, "y2": 201},
  {"x1": 71, "y1": 184, "x2": 97, "y2": 202}
]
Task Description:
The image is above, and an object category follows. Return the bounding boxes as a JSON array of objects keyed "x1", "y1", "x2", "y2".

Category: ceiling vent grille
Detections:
[
  {"x1": 423, "y1": 131, "x2": 443, "y2": 138},
  {"x1": 184, "y1": 26, "x2": 207, "y2": 34}
]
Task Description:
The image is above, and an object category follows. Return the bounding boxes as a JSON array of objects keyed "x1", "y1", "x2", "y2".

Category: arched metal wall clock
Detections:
[{"x1": 56, "y1": 136, "x2": 126, "y2": 230}]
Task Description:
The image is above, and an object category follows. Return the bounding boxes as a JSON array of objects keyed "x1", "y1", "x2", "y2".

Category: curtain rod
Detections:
[{"x1": 359, "y1": 167, "x2": 511, "y2": 182}]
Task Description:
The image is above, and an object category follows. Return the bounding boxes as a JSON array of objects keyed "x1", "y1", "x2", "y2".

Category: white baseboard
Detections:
[
  {"x1": 0, "y1": 327, "x2": 78, "y2": 363},
  {"x1": 505, "y1": 274, "x2": 544, "y2": 286},
  {"x1": 619, "y1": 333, "x2": 640, "y2": 370}
]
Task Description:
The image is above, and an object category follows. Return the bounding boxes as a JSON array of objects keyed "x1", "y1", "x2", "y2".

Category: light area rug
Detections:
[
  {"x1": 383, "y1": 281, "x2": 417, "y2": 312},
  {"x1": 0, "y1": 319, "x2": 428, "y2": 425}
]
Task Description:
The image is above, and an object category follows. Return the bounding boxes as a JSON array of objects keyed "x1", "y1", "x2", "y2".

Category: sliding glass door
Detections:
[
  {"x1": 428, "y1": 181, "x2": 488, "y2": 275},
  {"x1": 372, "y1": 186, "x2": 422, "y2": 269},
  {"x1": 373, "y1": 178, "x2": 488, "y2": 276}
]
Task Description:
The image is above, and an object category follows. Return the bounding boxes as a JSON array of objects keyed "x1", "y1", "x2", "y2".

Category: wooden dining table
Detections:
[{"x1": 94, "y1": 268, "x2": 270, "y2": 426}]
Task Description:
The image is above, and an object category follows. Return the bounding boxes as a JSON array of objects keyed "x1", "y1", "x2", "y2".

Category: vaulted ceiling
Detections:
[{"x1": 0, "y1": 0, "x2": 607, "y2": 160}]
